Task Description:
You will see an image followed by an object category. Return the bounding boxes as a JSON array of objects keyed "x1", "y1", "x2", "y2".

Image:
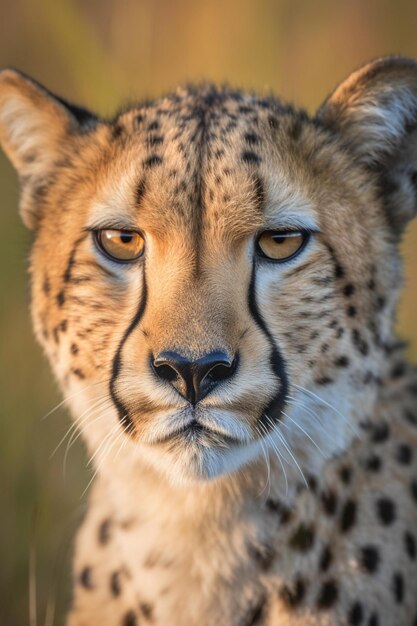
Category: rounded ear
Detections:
[
  {"x1": 317, "y1": 56, "x2": 417, "y2": 233},
  {"x1": 0, "y1": 69, "x2": 97, "y2": 228}
]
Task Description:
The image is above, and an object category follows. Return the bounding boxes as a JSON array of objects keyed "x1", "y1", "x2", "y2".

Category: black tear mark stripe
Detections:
[
  {"x1": 248, "y1": 263, "x2": 288, "y2": 431},
  {"x1": 64, "y1": 234, "x2": 90, "y2": 283},
  {"x1": 109, "y1": 269, "x2": 148, "y2": 434},
  {"x1": 56, "y1": 234, "x2": 90, "y2": 307}
]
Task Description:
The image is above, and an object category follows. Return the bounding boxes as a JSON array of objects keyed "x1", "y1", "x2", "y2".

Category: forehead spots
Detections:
[{"x1": 241, "y1": 151, "x2": 261, "y2": 165}]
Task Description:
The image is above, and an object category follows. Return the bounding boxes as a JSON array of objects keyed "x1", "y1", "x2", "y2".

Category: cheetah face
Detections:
[{"x1": 1, "y1": 59, "x2": 417, "y2": 485}]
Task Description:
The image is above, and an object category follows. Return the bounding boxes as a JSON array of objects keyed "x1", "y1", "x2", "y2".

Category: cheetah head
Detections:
[{"x1": 1, "y1": 58, "x2": 417, "y2": 486}]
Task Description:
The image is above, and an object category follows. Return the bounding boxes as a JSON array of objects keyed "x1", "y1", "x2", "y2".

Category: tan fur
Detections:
[{"x1": 1, "y1": 57, "x2": 417, "y2": 625}]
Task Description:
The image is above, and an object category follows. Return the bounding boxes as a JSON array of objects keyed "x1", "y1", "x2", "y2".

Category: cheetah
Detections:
[{"x1": 1, "y1": 56, "x2": 417, "y2": 625}]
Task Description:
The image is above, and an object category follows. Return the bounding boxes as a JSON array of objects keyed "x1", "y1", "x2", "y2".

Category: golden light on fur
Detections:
[{"x1": 1, "y1": 57, "x2": 417, "y2": 624}]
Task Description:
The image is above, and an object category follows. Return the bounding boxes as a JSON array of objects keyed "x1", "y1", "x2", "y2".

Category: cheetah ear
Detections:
[
  {"x1": 317, "y1": 56, "x2": 417, "y2": 233},
  {"x1": 0, "y1": 69, "x2": 97, "y2": 228}
]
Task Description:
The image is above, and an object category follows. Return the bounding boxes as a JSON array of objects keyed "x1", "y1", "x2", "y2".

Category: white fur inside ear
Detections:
[
  {"x1": 350, "y1": 85, "x2": 417, "y2": 165},
  {"x1": 0, "y1": 95, "x2": 57, "y2": 172}
]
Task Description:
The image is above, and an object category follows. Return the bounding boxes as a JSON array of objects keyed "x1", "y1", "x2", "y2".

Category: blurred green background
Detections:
[{"x1": 1, "y1": 0, "x2": 417, "y2": 624}]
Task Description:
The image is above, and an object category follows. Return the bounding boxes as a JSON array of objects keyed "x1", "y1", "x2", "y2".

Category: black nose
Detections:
[{"x1": 152, "y1": 351, "x2": 238, "y2": 405}]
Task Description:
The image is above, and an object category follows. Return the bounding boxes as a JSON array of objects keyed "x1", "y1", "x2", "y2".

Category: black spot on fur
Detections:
[
  {"x1": 139, "y1": 603, "x2": 154, "y2": 621},
  {"x1": 316, "y1": 580, "x2": 338, "y2": 609},
  {"x1": 370, "y1": 422, "x2": 390, "y2": 443},
  {"x1": 392, "y1": 572, "x2": 404, "y2": 604},
  {"x1": 112, "y1": 124, "x2": 123, "y2": 139},
  {"x1": 335, "y1": 355, "x2": 350, "y2": 367},
  {"x1": 319, "y1": 546, "x2": 333, "y2": 572},
  {"x1": 376, "y1": 497, "x2": 396, "y2": 525},
  {"x1": 143, "y1": 155, "x2": 162, "y2": 168},
  {"x1": 343, "y1": 283, "x2": 355, "y2": 297},
  {"x1": 279, "y1": 576, "x2": 306, "y2": 608},
  {"x1": 396, "y1": 443, "x2": 413, "y2": 464},
  {"x1": 268, "y1": 115, "x2": 279, "y2": 129},
  {"x1": 250, "y1": 543, "x2": 275, "y2": 571},
  {"x1": 148, "y1": 120, "x2": 159, "y2": 131},
  {"x1": 315, "y1": 377, "x2": 333, "y2": 385},
  {"x1": 404, "y1": 531, "x2": 416, "y2": 560},
  {"x1": 348, "y1": 601, "x2": 364, "y2": 625},
  {"x1": 148, "y1": 134, "x2": 164, "y2": 147},
  {"x1": 390, "y1": 362, "x2": 406, "y2": 379},
  {"x1": 352, "y1": 329, "x2": 369, "y2": 356},
  {"x1": 368, "y1": 613, "x2": 379, "y2": 626},
  {"x1": 359, "y1": 545, "x2": 380, "y2": 573},
  {"x1": 265, "y1": 499, "x2": 292, "y2": 524},
  {"x1": 321, "y1": 489, "x2": 338, "y2": 516},
  {"x1": 241, "y1": 151, "x2": 261, "y2": 165},
  {"x1": 59, "y1": 320, "x2": 67, "y2": 332},
  {"x1": 243, "y1": 598, "x2": 267, "y2": 626},
  {"x1": 71, "y1": 343, "x2": 79, "y2": 355},
  {"x1": 404, "y1": 409, "x2": 417, "y2": 427},
  {"x1": 338, "y1": 466, "x2": 352, "y2": 484},
  {"x1": 110, "y1": 571, "x2": 121, "y2": 596},
  {"x1": 79, "y1": 566, "x2": 93, "y2": 589},
  {"x1": 364, "y1": 454, "x2": 382, "y2": 472},
  {"x1": 57, "y1": 291, "x2": 65, "y2": 307},
  {"x1": 98, "y1": 519, "x2": 111, "y2": 545},
  {"x1": 123, "y1": 611, "x2": 137, "y2": 626},
  {"x1": 72, "y1": 368, "x2": 85, "y2": 379},
  {"x1": 376, "y1": 295, "x2": 386, "y2": 311},
  {"x1": 244, "y1": 132, "x2": 260, "y2": 145},
  {"x1": 340, "y1": 499, "x2": 357, "y2": 532},
  {"x1": 289, "y1": 523, "x2": 315, "y2": 552},
  {"x1": 347, "y1": 305, "x2": 357, "y2": 317}
]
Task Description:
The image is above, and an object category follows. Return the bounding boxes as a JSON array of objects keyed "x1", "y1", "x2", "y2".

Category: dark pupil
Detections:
[
  {"x1": 120, "y1": 233, "x2": 133, "y2": 244},
  {"x1": 272, "y1": 235, "x2": 287, "y2": 245}
]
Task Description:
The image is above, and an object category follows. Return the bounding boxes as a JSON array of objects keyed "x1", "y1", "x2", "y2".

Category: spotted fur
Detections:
[{"x1": 1, "y1": 57, "x2": 417, "y2": 625}]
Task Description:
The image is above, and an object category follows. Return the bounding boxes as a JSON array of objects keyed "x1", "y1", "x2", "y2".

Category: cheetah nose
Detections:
[{"x1": 152, "y1": 350, "x2": 238, "y2": 405}]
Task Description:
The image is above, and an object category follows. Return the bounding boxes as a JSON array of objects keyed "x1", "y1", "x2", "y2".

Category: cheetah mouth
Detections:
[
  {"x1": 141, "y1": 404, "x2": 252, "y2": 448},
  {"x1": 150, "y1": 419, "x2": 244, "y2": 447}
]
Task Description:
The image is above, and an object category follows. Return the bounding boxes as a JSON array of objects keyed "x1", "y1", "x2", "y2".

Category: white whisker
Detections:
[
  {"x1": 266, "y1": 414, "x2": 308, "y2": 488},
  {"x1": 258, "y1": 420, "x2": 289, "y2": 496},
  {"x1": 41, "y1": 379, "x2": 106, "y2": 421},
  {"x1": 281, "y1": 410, "x2": 326, "y2": 457},
  {"x1": 291, "y1": 383, "x2": 360, "y2": 438}
]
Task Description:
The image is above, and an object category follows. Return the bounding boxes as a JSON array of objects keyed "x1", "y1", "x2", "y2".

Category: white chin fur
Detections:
[{"x1": 137, "y1": 436, "x2": 266, "y2": 486}]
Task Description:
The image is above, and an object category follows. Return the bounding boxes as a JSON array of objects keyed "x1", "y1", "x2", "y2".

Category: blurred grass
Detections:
[{"x1": 1, "y1": 1, "x2": 417, "y2": 624}]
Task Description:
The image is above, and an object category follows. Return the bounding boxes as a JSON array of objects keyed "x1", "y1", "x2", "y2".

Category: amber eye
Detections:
[
  {"x1": 96, "y1": 229, "x2": 145, "y2": 262},
  {"x1": 256, "y1": 230, "x2": 308, "y2": 261}
]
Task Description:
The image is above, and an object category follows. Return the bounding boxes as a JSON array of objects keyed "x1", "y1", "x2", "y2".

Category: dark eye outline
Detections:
[
  {"x1": 93, "y1": 229, "x2": 145, "y2": 264},
  {"x1": 255, "y1": 229, "x2": 310, "y2": 262}
]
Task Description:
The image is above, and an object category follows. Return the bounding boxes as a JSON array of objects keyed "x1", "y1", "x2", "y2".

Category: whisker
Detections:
[
  {"x1": 258, "y1": 420, "x2": 289, "y2": 496},
  {"x1": 266, "y1": 414, "x2": 308, "y2": 488},
  {"x1": 254, "y1": 425, "x2": 271, "y2": 498},
  {"x1": 291, "y1": 383, "x2": 360, "y2": 438},
  {"x1": 41, "y1": 379, "x2": 106, "y2": 421},
  {"x1": 281, "y1": 410, "x2": 326, "y2": 457},
  {"x1": 49, "y1": 395, "x2": 111, "y2": 460},
  {"x1": 63, "y1": 408, "x2": 111, "y2": 476},
  {"x1": 81, "y1": 421, "x2": 125, "y2": 498}
]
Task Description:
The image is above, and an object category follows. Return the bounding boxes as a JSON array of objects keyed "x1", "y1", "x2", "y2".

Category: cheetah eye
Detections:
[
  {"x1": 95, "y1": 229, "x2": 145, "y2": 262},
  {"x1": 256, "y1": 230, "x2": 309, "y2": 262}
]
